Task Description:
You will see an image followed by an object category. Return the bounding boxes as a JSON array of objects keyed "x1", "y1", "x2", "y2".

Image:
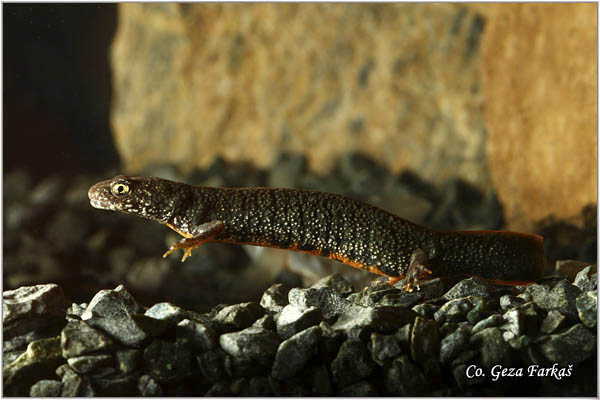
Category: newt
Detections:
[{"x1": 88, "y1": 175, "x2": 546, "y2": 291}]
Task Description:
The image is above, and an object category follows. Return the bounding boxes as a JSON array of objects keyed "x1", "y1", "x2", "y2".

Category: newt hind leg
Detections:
[{"x1": 163, "y1": 220, "x2": 225, "y2": 262}]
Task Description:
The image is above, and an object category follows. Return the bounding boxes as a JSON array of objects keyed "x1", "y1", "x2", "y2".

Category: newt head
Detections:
[{"x1": 88, "y1": 175, "x2": 179, "y2": 223}]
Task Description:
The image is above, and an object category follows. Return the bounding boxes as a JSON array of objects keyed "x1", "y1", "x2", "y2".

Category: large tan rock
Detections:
[
  {"x1": 478, "y1": 4, "x2": 597, "y2": 231},
  {"x1": 111, "y1": 4, "x2": 490, "y2": 188}
]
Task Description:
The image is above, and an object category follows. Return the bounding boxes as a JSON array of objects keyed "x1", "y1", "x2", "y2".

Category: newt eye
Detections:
[{"x1": 111, "y1": 182, "x2": 130, "y2": 197}]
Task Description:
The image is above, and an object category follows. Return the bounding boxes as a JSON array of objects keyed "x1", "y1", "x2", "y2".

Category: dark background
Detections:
[{"x1": 4, "y1": 4, "x2": 119, "y2": 181}]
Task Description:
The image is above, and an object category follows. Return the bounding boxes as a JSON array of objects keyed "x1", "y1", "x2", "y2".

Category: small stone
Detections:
[
  {"x1": 434, "y1": 297, "x2": 474, "y2": 324},
  {"x1": 338, "y1": 380, "x2": 378, "y2": 396},
  {"x1": 240, "y1": 376, "x2": 272, "y2": 396},
  {"x1": 466, "y1": 297, "x2": 497, "y2": 324},
  {"x1": 318, "y1": 321, "x2": 344, "y2": 360},
  {"x1": 176, "y1": 319, "x2": 217, "y2": 351},
  {"x1": 499, "y1": 294, "x2": 525, "y2": 310},
  {"x1": 276, "y1": 305, "x2": 322, "y2": 339},
  {"x1": 355, "y1": 285, "x2": 401, "y2": 307},
  {"x1": 472, "y1": 314, "x2": 504, "y2": 334},
  {"x1": 384, "y1": 354, "x2": 427, "y2": 395},
  {"x1": 302, "y1": 363, "x2": 333, "y2": 396},
  {"x1": 145, "y1": 302, "x2": 201, "y2": 324},
  {"x1": 138, "y1": 374, "x2": 163, "y2": 396},
  {"x1": 576, "y1": 290, "x2": 597, "y2": 328},
  {"x1": 260, "y1": 283, "x2": 290, "y2": 313},
  {"x1": 84, "y1": 285, "x2": 142, "y2": 317},
  {"x1": 115, "y1": 349, "x2": 142, "y2": 374},
  {"x1": 205, "y1": 382, "x2": 233, "y2": 396},
  {"x1": 67, "y1": 354, "x2": 113, "y2": 374},
  {"x1": 66, "y1": 303, "x2": 86, "y2": 321},
  {"x1": 196, "y1": 349, "x2": 230, "y2": 382},
  {"x1": 219, "y1": 326, "x2": 281, "y2": 363},
  {"x1": 271, "y1": 325, "x2": 321, "y2": 379},
  {"x1": 412, "y1": 303, "x2": 439, "y2": 319},
  {"x1": 507, "y1": 334, "x2": 531, "y2": 350},
  {"x1": 415, "y1": 278, "x2": 448, "y2": 300},
  {"x1": 470, "y1": 327, "x2": 509, "y2": 368},
  {"x1": 536, "y1": 323, "x2": 596, "y2": 364},
  {"x1": 29, "y1": 379, "x2": 62, "y2": 397},
  {"x1": 333, "y1": 305, "x2": 417, "y2": 340},
  {"x1": 252, "y1": 314, "x2": 276, "y2": 331},
  {"x1": 574, "y1": 265, "x2": 598, "y2": 292},
  {"x1": 92, "y1": 375, "x2": 137, "y2": 395},
  {"x1": 56, "y1": 364, "x2": 83, "y2": 397},
  {"x1": 3, "y1": 337, "x2": 63, "y2": 396},
  {"x1": 394, "y1": 323, "x2": 413, "y2": 354},
  {"x1": 410, "y1": 316, "x2": 440, "y2": 376},
  {"x1": 142, "y1": 339, "x2": 194, "y2": 384},
  {"x1": 213, "y1": 302, "x2": 264, "y2": 330},
  {"x1": 61, "y1": 320, "x2": 115, "y2": 358},
  {"x1": 443, "y1": 277, "x2": 499, "y2": 300},
  {"x1": 526, "y1": 281, "x2": 580, "y2": 319},
  {"x1": 540, "y1": 310, "x2": 566, "y2": 334},
  {"x1": 380, "y1": 291, "x2": 423, "y2": 308},
  {"x1": 370, "y1": 332, "x2": 403, "y2": 366},
  {"x1": 501, "y1": 309, "x2": 524, "y2": 336},
  {"x1": 3, "y1": 284, "x2": 68, "y2": 338},
  {"x1": 288, "y1": 286, "x2": 350, "y2": 320},
  {"x1": 331, "y1": 339, "x2": 376, "y2": 387},
  {"x1": 311, "y1": 273, "x2": 354, "y2": 295},
  {"x1": 439, "y1": 325, "x2": 471, "y2": 365}
]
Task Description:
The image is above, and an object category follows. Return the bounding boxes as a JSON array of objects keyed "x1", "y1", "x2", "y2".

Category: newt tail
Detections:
[{"x1": 88, "y1": 175, "x2": 546, "y2": 291}]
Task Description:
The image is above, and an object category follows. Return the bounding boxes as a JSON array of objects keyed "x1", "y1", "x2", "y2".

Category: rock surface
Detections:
[
  {"x1": 111, "y1": 3, "x2": 489, "y2": 190},
  {"x1": 479, "y1": 3, "x2": 597, "y2": 232}
]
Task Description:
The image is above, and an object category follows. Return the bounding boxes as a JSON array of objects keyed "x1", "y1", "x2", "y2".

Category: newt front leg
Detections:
[
  {"x1": 403, "y1": 248, "x2": 434, "y2": 292},
  {"x1": 163, "y1": 220, "x2": 225, "y2": 262}
]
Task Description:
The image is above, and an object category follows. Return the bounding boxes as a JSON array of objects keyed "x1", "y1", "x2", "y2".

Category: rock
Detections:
[
  {"x1": 252, "y1": 314, "x2": 276, "y2": 331},
  {"x1": 412, "y1": 303, "x2": 439, "y2": 319},
  {"x1": 260, "y1": 283, "x2": 290, "y2": 313},
  {"x1": 370, "y1": 332, "x2": 403, "y2": 367},
  {"x1": 176, "y1": 319, "x2": 217, "y2": 352},
  {"x1": 524, "y1": 282, "x2": 580, "y2": 320},
  {"x1": 394, "y1": 323, "x2": 413, "y2": 354},
  {"x1": 61, "y1": 320, "x2": 115, "y2": 358},
  {"x1": 482, "y1": 3, "x2": 596, "y2": 232},
  {"x1": 507, "y1": 335, "x2": 531, "y2": 350},
  {"x1": 3, "y1": 337, "x2": 63, "y2": 396},
  {"x1": 288, "y1": 286, "x2": 350, "y2": 320},
  {"x1": 434, "y1": 297, "x2": 474, "y2": 324},
  {"x1": 29, "y1": 379, "x2": 62, "y2": 397},
  {"x1": 302, "y1": 363, "x2": 333, "y2": 396},
  {"x1": 499, "y1": 294, "x2": 525, "y2": 310},
  {"x1": 540, "y1": 310, "x2": 566, "y2": 334},
  {"x1": 142, "y1": 339, "x2": 194, "y2": 384},
  {"x1": 574, "y1": 265, "x2": 598, "y2": 292},
  {"x1": 466, "y1": 296, "x2": 497, "y2": 324},
  {"x1": 576, "y1": 290, "x2": 597, "y2": 328},
  {"x1": 384, "y1": 354, "x2": 427, "y2": 395},
  {"x1": 501, "y1": 309, "x2": 524, "y2": 336},
  {"x1": 470, "y1": 327, "x2": 509, "y2": 368},
  {"x1": 338, "y1": 380, "x2": 378, "y2": 396},
  {"x1": 92, "y1": 375, "x2": 137, "y2": 396},
  {"x1": 3, "y1": 284, "x2": 68, "y2": 338},
  {"x1": 443, "y1": 277, "x2": 499, "y2": 300},
  {"x1": 66, "y1": 303, "x2": 87, "y2": 321},
  {"x1": 471, "y1": 314, "x2": 503, "y2": 334},
  {"x1": 138, "y1": 374, "x2": 163, "y2": 396},
  {"x1": 379, "y1": 291, "x2": 422, "y2": 308},
  {"x1": 67, "y1": 354, "x2": 113, "y2": 374},
  {"x1": 556, "y1": 260, "x2": 595, "y2": 281},
  {"x1": 111, "y1": 4, "x2": 489, "y2": 189},
  {"x1": 439, "y1": 324, "x2": 471, "y2": 365},
  {"x1": 331, "y1": 339, "x2": 376, "y2": 387},
  {"x1": 271, "y1": 325, "x2": 321, "y2": 379},
  {"x1": 115, "y1": 349, "x2": 142, "y2": 374},
  {"x1": 311, "y1": 273, "x2": 354, "y2": 296},
  {"x1": 213, "y1": 302, "x2": 265, "y2": 331},
  {"x1": 240, "y1": 376, "x2": 273, "y2": 396},
  {"x1": 333, "y1": 305, "x2": 417, "y2": 340},
  {"x1": 219, "y1": 326, "x2": 281, "y2": 364},
  {"x1": 275, "y1": 305, "x2": 322, "y2": 339},
  {"x1": 56, "y1": 364, "x2": 83, "y2": 397},
  {"x1": 410, "y1": 316, "x2": 440, "y2": 376},
  {"x1": 196, "y1": 349, "x2": 230, "y2": 383},
  {"x1": 415, "y1": 278, "x2": 449, "y2": 300},
  {"x1": 144, "y1": 302, "x2": 202, "y2": 324},
  {"x1": 536, "y1": 323, "x2": 595, "y2": 364},
  {"x1": 268, "y1": 152, "x2": 307, "y2": 188},
  {"x1": 83, "y1": 285, "x2": 142, "y2": 317},
  {"x1": 317, "y1": 321, "x2": 344, "y2": 360}
]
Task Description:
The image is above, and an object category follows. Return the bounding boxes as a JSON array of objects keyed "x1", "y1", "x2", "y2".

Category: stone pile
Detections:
[{"x1": 3, "y1": 263, "x2": 596, "y2": 396}]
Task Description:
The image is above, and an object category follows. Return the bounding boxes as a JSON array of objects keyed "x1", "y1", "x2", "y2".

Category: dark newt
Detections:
[{"x1": 88, "y1": 175, "x2": 546, "y2": 291}]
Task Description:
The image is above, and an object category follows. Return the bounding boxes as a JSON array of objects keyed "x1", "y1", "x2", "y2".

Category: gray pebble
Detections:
[
  {"x1": 29, "y1": 379, "x2": 62, "y2": 397},
  {"x1": 576, "y1": 290, "x2": 597, "y2": 328},
  {"x1": 331, "y1": 339, "x2": 376, "y2": 387},
  {"x1": 271, "y1": 325, "x2": 321, "y2": 379},
  {"x1": 260, "y1": 283, "x2": 290, "y2": 313},
  {"x1": 536, "y1": 323, "x2": 595, "y2": 364},
  {"x1": 276, "y1": 304, "x2": 322, "y2": 339}
]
